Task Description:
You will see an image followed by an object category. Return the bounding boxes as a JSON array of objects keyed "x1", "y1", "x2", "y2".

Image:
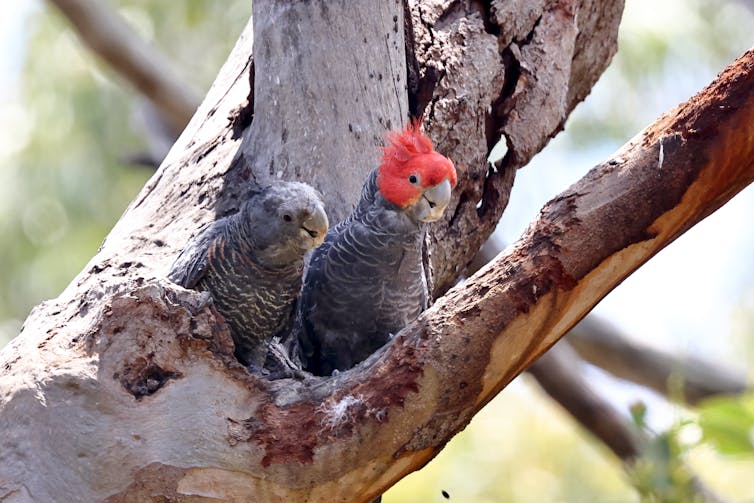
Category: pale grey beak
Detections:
[
  {"x1": 301, "y1": 205, "x2": 329, "y2": 247},
  {"x1": 414, "y1": 178, "x2": 452, "y2": 223}
]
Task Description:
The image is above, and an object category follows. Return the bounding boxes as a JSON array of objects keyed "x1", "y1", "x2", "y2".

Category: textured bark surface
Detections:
[
  {"x1": 13, "y1": 3, "x2": 754, "y2": 503},
  {"x1": 415, "y1": 0, "x2": 625, "y2": 293},
  {"x1": 0, "y1": 17, "x2": 259, "y2": 502},
  {"x1": 472, "y1": 234, "x2": 750, "y2": 407},
  {"x1": 237, "y1": 0, "x2": 409, "y2": 224}
]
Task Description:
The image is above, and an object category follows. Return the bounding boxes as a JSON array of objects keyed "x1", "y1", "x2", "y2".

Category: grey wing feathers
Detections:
[
  {"x1": 297, "y1": 167, "x2": 429, "y2": 374},
  {"x1": 297, "y1": 211, "x2": 423, "y2": 373},
  {"x1": 168, "y1": 222, "x2": 221, "y2": 288},
  {"x1": 296, "y1": 231, "x2": 334, "y2": 363}
]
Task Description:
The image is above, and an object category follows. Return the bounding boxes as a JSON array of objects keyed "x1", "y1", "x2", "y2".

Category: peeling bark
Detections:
[
  {"x1": 472, "y1": 234, "x2": 750, "y2": 408},
  {"x1": 10, "y1": 3, "x2": 754, "y2": 503}
]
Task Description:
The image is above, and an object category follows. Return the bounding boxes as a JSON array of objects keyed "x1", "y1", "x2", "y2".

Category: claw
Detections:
[{"x1": 197, "y1": 291, "x2": 213, "y2": 310}]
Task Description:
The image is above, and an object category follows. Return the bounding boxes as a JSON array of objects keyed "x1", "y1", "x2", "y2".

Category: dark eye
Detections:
[
  {"x1": 408, "y1": 174, "x2": 418, "y2": 184},
  {"x1": 282, "y1": 213, "x2": 293, "y2": 222}
]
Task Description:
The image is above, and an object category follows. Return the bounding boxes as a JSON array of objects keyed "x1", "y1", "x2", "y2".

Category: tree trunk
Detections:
[{"x1": 8, "y1": 2, "x2": 754, "y2": 502}]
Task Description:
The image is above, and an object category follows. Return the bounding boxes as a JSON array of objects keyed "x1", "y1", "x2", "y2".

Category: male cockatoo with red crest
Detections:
[{"x1": 297, "y1": 121, "x2": 457, "y2": 376}]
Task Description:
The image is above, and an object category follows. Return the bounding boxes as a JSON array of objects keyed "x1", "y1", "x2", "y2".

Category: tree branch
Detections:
[
  {"x1": 4, "y1": 4, "x2": 754, "y2": 503},
  {"x1": 529, "y1": 343, "x2": 730, "y2": 503},
  {"x1": 569, "y1": 316, "x2": 749, "y2": 405},
  {"x1": 528, "y1": 342, "x2": 642, "y2": 459},
  {"x1": 48, "y1": 0, "x2": 202, "y2": 136},
  {"x1": 469, "y1": 220, "x2": 742, "y2": 503},
  {"x1": 470, "y1": 234, "x2": 645, "y2": 461},
  {"x1": 419, "y1": 0, "x2": 624, "y2": 293},
  {"x1": 353, "y1": 46, "x2": 754, "y2": 497},
  {"x1": 473, "y1": 235, "x2": 750, "y2": 406}
]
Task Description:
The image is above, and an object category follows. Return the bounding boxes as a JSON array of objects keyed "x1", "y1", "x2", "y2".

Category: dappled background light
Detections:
[{"x1": 1, "y1": 0, "x2": 753, "y2": 501}]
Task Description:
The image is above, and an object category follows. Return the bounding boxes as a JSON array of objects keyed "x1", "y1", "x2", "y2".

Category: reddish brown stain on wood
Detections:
[
  {"x1": 249, "y1": 341, "x2": 423, "y2": 467},
  {"x1": 387, "y1": 49, "x2": 754, "y2": 462},
  {"x1": 249, "y1": 401, "x2": 321, "y2": 467}
]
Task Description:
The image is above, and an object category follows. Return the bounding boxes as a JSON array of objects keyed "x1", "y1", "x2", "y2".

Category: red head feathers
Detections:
[{"x1": 377, "y1": 121, "x2": 457, "y2": 208}]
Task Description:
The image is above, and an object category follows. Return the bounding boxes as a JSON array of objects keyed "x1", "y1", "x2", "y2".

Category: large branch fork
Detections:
[{"x1": 3, "y1": 1, "x2": 753, "y2": 501}]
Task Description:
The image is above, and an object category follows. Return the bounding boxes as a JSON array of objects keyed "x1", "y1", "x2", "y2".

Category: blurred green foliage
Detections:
[
  {"x1": 628, "y1": 404, "x2": 702, "y2": 503},
  {"x1": 629, "y1": 428, "x2": 701, "y2": 503},
  {"x1": 0, "y1": 1, "x2": 249, "y2": 345},
  {"x1": 624, "y1": 394, "x2": 754, "y2": 502},
  {"x1": 697, "y1": 394, "x2": 754, "y2": 456},
  {"x1": 565, "y1": 0, "x2": 754, "y2": 150},
  {"x1": 2, "y1": 0, "x2": 754, "y2": 501}
]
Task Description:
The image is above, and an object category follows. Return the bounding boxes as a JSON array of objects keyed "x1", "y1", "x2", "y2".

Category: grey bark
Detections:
[
  {"x1": 33, "y1": 2, "x2": 754, "y2": 503},
  {"x1": 48, "y1": 0, "x2": 718, "y2": 484},
  {"x1": 241, "y1": 0, "x2": 409, "y2": 224}
]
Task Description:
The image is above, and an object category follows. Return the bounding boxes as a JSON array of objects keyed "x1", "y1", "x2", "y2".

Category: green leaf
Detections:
[
  {"x1": 630, "y1": 401, "x2": 648, "y2": 429},
  {"x1": 697, "y1": 394, "x2": 754, "y2": 456}
]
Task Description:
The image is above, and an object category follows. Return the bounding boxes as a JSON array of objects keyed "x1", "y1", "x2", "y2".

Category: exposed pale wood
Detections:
[
  {"x1": 353, "y1": 46, "x2": 754, "y2": 497},
  {"x1": 0, "y1": 17, "x2": 260, "y2": 502},
  {"x1": 22, "y1": 3, "x2": 754, "y2": 503},
  {"x1": 2, "y1": 44, "x2": 749, "y2": 501},
  {"x1": 473, "y1": 235, "x2": 741, "y2": 502},
  {"x1": 471, "y1": 234, "x2": 645, "y2": 459},
  {"x1": 473, "y1": 234, "x2": 750, "y2": 405}
]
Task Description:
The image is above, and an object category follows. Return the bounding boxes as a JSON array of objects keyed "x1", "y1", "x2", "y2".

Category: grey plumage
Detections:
[
  {"x1": 297, "y1": 119, "x2": 456, "y2": 377},
  {"x1": 297, "y1": 169, "x2": 430, "y2": 375},
  {"x1": 169, "y1": 181, "x2": 328, "y2": 368}
]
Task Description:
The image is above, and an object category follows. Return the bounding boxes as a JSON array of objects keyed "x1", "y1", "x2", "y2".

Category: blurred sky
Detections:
[{"x1": 0, "y1": 2, "x2": 38, "y2": 144}]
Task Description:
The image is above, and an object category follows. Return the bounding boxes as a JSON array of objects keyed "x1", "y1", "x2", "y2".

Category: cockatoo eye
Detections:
[
  {"x1": 282, "y1": 213, "x2": 293, "y2": 222},
  {"x1": 408, "y1": 174, "x2": 418, "y2": 184}
]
